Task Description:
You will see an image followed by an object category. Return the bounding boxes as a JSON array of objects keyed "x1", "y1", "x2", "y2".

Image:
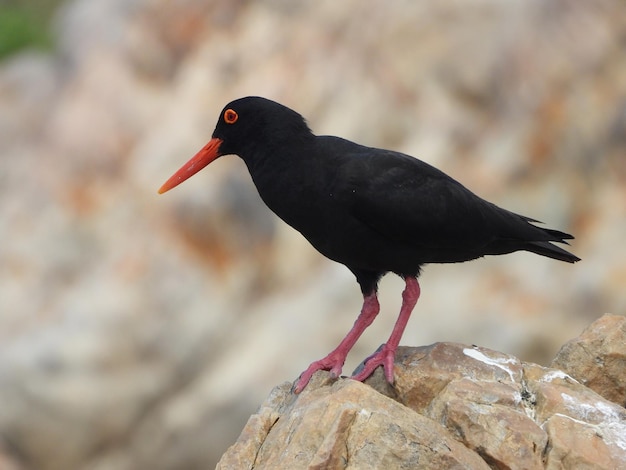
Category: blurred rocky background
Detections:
[{"x1": 0, "y1": 0, "x2": 624, "y2": 469}]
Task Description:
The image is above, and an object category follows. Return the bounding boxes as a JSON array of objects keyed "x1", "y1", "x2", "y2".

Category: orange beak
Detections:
[{"x1": 158, "y1": 138, "x2": 224, "y2": 194}]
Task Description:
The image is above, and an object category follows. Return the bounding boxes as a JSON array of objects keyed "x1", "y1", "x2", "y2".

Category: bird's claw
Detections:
[
  {"x1": 350, "y1": 343, "x2": 396, "y2": 383},
  {"x1": 294, "y1": 344, "x2": 397, "y2": 393},
  {"x1": 293, "y1": 355, "x2": 346, "y2": 394}
]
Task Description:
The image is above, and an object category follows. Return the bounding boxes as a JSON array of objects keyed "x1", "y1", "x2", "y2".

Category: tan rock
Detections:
[
  {"x1": 397, "y1": 345, "x2": 626, "y2": 470},
  {"x1": 378, "y1": 345, "x2": 547, "y2": 470},
  {"x1": 525, "y1": 363, "x2": 626, "y2": 469},
  {"x1": 542, "y1": 413, "x2": 623, "y2": 470},
  {"x1": 219, "y1": 343, "x2": 626, "y2": 470},
  {"x1": 216, "y1": 384, "x2": 288, "y2": 470},
  {"x1": 217, "y1": 374, "x2": 490, "y2": 470},
  {"x1": 384, "y1": 343, "x2": 525, "y2": 413},
  {"x1": 428, "y1": 378, "x2": 547, "y2": 470},
  {"x1": 551, "y1": 314, "x2": 626, "y2": 407}
]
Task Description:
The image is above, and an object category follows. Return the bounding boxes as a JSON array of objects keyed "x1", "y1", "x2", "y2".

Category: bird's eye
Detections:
[{"x1": 224, "y1": 109, "x2": 238, "y2": 124}]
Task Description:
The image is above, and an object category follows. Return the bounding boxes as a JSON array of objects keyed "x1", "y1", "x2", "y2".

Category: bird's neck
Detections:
[
  {"x1": 239, "y1": 133, "x2": 316, "y2": 177},
  {"x1": 239, "y1": 135, "x2": 319, "y2": 218}
]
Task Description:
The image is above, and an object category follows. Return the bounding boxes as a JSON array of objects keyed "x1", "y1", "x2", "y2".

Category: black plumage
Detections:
[{"x1": 159, "y1": 96, "x2": 579, "y2": 393}]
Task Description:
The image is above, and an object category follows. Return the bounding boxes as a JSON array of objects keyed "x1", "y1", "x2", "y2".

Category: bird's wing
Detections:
[{"x1": 334, "y1": 148, "x2": 542, "y2": 255}]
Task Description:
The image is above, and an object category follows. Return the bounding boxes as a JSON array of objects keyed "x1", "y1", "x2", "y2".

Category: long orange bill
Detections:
[{"x1": 158, "y1": 138, "x2": 224, "y2": 194}]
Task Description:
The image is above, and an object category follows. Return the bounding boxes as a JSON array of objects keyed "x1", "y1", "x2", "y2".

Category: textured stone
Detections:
[
  {"x1": 427, "y1": 378, "x2": 547, "y2": 470},
  {"x1": 552, "y1": 314, "x2": 626, "y2": 407},
  {"x1": 219, "y1": 343, "x2": 626, "y2": 469},
  {"x1": 385, "y1": 343, "x2": 525, "y2": 413},
  {"x1": 217, "y1": 374, "x2": 489, "y2": 470}
]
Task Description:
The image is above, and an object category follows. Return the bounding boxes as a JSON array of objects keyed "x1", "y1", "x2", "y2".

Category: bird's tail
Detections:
[
  {"x1": 522, "y1": 226, "x2": 580, "y2": 263},
  {"x1": 524, "y1": 240, "x2": 580, "y2": 263}
]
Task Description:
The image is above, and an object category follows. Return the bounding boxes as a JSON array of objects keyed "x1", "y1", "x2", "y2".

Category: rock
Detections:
[
  {"x1": 551, "y1": 314, "x2": 626, "y2": 407},
  {"x1": 382, "y1": 342, "x2": 526, "y2": 413},
  {"x1": 428, "y1": 377, "x2": 547, "y2": 469},
  {"x1": 218, "y1": 343, "x2": 626, "y2": 470},
  {"x1": 525, "y1": 362, "x2": 626, "y2": 469},
  {"x1": 217, "y1": 374, "x2": 490, "y2": 470}
]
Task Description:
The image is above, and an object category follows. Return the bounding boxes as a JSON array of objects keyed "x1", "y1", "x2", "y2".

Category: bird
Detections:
[{"x1": 158, "y1": 96, "x2": 580, "y2": 394}]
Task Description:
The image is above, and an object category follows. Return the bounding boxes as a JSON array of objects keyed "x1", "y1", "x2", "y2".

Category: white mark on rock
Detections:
[
  {"x1": 462, "y1": 347, "x2": 518, "y2": 382},
  {"x1": 541, "y1": 370, "x2": 577, "y2": 383},
  {"x1": 560, "y1": 393, "x2": 626, "y2": 451},
  {"x1": 561, "y1": 393, "x2": 621, "y2": 423}
]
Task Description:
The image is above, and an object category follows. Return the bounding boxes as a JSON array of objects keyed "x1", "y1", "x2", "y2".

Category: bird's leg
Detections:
[
  {"x1": 351, "y1": 276, "x2": 421, "y2": 384},
  {"x1": 293, "y1": 292, "x2": 380, "y2": 393}
]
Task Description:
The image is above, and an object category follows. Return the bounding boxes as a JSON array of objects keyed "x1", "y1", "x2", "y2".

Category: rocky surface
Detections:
[
  {"x1": 552, "y1": 314, "x2": 626, "y2": 407},
  {"x1": 218, "y1": 377, "x2": 491, "y2": 470},
  {"x1": 0, "y1": 0, "x2": 625, "y2": 468},
  {"x1": 219, "y1": 315, "x2": 626, "y2": 469}
]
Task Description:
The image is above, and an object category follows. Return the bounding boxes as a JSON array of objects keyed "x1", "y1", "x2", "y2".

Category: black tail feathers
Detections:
[{"x1": 525, "y1": 240, "x2": 580, "y2": 263}]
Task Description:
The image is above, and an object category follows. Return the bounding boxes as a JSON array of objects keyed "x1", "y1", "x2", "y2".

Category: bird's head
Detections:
[{"x1": 158, "y1": 96, "x2": 311, "y2": 194}]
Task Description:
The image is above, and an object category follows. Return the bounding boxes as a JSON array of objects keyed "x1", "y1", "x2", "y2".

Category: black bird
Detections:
[{"x1": 159, "y1": 96, "x2": 580, "y2": 393}]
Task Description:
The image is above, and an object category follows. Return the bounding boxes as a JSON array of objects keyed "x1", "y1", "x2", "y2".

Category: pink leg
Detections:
[
  {"x1": 351, "y1": 276, "x2": 421, "y2": 383},
  {"x1": 293, "y1": 292, "x2": 380, "y2": 393}
]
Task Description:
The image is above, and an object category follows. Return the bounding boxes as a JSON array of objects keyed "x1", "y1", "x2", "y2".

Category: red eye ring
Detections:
[{"x1": 224, "y1": 109, "x2": 238, "y2": 124}]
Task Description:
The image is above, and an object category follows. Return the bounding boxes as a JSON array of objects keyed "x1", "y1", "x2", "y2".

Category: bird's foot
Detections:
[
  {"x1": 293, "y1": 352, "x2": 346, "y2": 394},
  {"x1": 350, "y1": 343, "x2": 396, "y2": 383}
]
